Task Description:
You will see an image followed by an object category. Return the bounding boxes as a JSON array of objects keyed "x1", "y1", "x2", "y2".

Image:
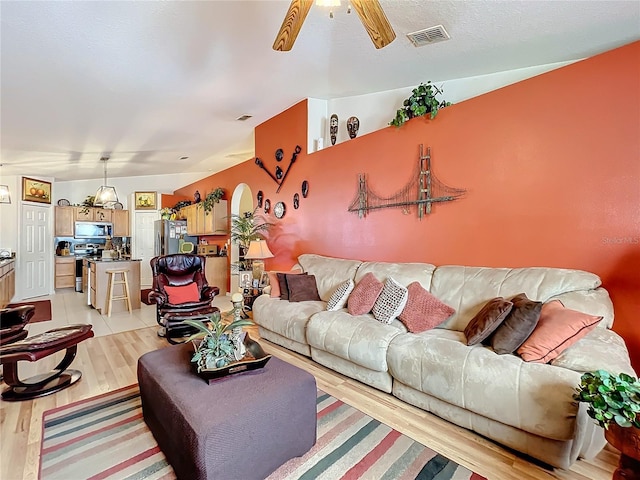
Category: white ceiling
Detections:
[{"x1": 1, "y1": 0, "x2": 638, "y2": 182}]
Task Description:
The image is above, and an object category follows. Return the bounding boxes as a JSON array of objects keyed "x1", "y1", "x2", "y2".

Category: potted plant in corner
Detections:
[
  {"x1": 574, "y1": 370, "x2": 640, "y2": 479},
  {"x1": 229, "y1": 207, "x2": 272, "y2": 269}
]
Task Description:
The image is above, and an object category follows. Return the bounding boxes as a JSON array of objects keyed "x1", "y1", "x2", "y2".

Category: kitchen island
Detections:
[{"x1": 86, "y1": 258, "x2": 141, "y2": 314}]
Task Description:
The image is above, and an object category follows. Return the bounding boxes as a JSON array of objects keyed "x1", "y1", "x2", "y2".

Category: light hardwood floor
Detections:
[{"x1": 0, "y1": 291, "x2": 619, "y2": 480}]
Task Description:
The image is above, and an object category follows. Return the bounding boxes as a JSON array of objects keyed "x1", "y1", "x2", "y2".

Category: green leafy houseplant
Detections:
[
  {"x1": 199, "y1": 187, "x2": 225, "y2": 213},
  {"x1": 185, "y1": 313, "x2": 254, "y2": 372},
  {"x1": 230, "y1": 207, "x2": 272, "y2": 249},
  {"x1": 574, "y1": 370, "x2": 640, "y2": 429},
  {"x1": 389, "y1": 81, "x2": 452, "y2": 127}
]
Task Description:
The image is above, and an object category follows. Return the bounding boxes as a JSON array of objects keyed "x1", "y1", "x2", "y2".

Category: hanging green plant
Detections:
[
  {"x1": 389, "y1": 81, "x2": 452, "y2": 127},
  {"x1": 199, "y1": 187, "x2": 225, "y2": 213}
]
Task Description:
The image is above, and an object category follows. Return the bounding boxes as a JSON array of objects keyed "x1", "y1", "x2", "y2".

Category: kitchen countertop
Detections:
[{"x1": 86, "y1": 258, "x2": 141, "y2": 263}]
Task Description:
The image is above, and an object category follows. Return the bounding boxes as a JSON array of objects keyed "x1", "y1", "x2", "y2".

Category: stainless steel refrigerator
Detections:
[{"x1": 154, "y1": 220, "x2": 197, "y2": 256}]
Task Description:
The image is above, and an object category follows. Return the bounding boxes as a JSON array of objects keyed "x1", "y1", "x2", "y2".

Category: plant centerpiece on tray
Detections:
[
  {"x1": 574, "y1": 370, "x2": 640, "y2": 478},
  {"x1": 185, "y1": 313, "x2": 254, "y2": 372},
  {"x1": 199, "y1": 187, "x2": 225, "y2": 213},
  {"x1": 389, "y1": 81, "x2": 452, "y2": 127}
]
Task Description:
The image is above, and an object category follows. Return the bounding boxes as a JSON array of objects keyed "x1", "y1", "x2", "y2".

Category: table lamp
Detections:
[{"x1": 243, "y1": 239, "x2": 274, "y2": 280}]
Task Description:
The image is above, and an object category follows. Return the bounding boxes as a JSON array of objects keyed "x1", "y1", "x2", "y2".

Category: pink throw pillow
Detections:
[
  {"x1": 347, "y1": 272, "x2": 384, "y2": 316},
  {"x1": 517, "y1": 300, "x2": 602, "y2": 363},
  {"x1": 398, "y1": 282, "x2": 455, "y2": 333},
  {"x1": 164, "y1": 282, "x2": 200, "y2": 304}
]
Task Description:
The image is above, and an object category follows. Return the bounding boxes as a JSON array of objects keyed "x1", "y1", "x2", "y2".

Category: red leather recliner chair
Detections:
[{"x1": 149, "y1": 254, "x2": 219, "y2": 343}]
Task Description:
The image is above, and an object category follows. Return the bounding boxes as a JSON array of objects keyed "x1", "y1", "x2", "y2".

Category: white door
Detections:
[
  {"x1": 20, "y1": 203, "x2": 52, "y2": 299},
  {"x1": 134, "y1": 211, "x2": 157, "y2": 287}
]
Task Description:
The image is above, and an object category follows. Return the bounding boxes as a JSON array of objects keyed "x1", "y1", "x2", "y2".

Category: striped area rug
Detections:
[{"x1": 40, "y1": 384, "x2": 485, "y2": 480}]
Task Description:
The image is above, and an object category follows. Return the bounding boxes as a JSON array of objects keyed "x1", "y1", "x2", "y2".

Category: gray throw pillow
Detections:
[
  {"x1": 489, "y1": 293, "x2": 542, "y2": 354},
  {"x1": 287, "y1": 274, "x2": 321, "y2": 302}
]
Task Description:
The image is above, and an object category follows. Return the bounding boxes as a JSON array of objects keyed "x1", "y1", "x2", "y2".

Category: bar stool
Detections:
[{"x1": 105, "y1": 269, "x2": 132, "y2": 317}]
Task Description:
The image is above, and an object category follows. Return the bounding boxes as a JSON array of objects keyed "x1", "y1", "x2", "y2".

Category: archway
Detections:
[{"x1": 229, "y1": 183, "x2": 254, "y2": 294}]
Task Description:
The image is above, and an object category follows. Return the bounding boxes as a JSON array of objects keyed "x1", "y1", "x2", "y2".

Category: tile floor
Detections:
[{"x1": 25, "y1": 289, "x2": 234, "y2": 337}]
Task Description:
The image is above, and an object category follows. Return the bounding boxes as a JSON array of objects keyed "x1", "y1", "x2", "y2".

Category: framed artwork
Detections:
[
  {"x1": 135, "y1": 191, "x2": 157, "y2": 210},
  {"x1": 259, "y1": 271, "x2": 270, "y2": 287},
  {"x1": 22, "y1": 177, "x2": 51, "y2": 204},
  {"x1": 239, "y1": 271, "x2": 252, "y2": 289}
]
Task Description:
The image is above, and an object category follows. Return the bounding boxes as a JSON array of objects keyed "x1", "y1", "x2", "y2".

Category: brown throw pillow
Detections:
[
  {"x1": 347, "y1": 272, "x2": 384, "y2": 316},
  {"x1": 277, "y1": 272, "x2": 307, "y2": 301},
  {"x1": 517, "y1": 300, "x2": 602, "y2": 363},
  {"x1": 489, "y1": 293, "x2": 542, "y2": 354},
  {"x1": 287, "y1": 274, "x2": 321, "y2": 302},
  {"x1": 464, "y1": 297, "x2": 513, "y2": 346}
]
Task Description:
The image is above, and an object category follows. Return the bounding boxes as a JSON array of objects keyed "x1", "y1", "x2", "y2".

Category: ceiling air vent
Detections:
[
  {"x1": 236, "y1": 114, "x2": 253, "y2": 121},
  {"x1": 406, "y1": 25, "x2": 450, "y2": 47}
]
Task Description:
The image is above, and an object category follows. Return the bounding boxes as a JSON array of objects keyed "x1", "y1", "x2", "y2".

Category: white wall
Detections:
[
  {"x1": 308, "y1": 60, "x2": 576, "y2": 148},
  {"x1": 54, "y1": 172, "x2": 208, "y2": 208}
]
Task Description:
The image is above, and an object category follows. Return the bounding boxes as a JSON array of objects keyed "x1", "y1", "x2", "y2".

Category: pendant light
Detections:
[
  {"x1": 0, "y1": 164, "x2": 10, "y2": 204},
  {"x1": 94, "y1": 156, "x2": 118, "y2": 208}
]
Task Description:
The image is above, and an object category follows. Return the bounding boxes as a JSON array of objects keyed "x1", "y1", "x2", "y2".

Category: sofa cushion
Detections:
[
  {"x1": 489, "y1": 293, "x2": 542, "y2": 354},
  {"x1": 355, "y1": 261, "x2": 436, "y2": 290},
  {"x1": 348, "y1": 272, "x2": 384, "y2": 316},
  {"x1": 397, "y1": 282, "x2": 455, "y2": 333},
  {"x1": 307, "y1": 310, "x2": 405, "y2": 372},
  {"x1": 326, "y1": 279, "x2": 355, "y2": 311},
  {"x1": 298, "y1": 254, "x2": 362, "y2": 301},
  {"x1": 517, "y1": 300, "x2": 602, "y2": 363},
  {"x1": 387, "y1": 330, "x2": 585, "y2": 441},
  {"x1": 372, "y1": 277, "x2": 408, "y2": 324},
  {"x1": 252, "y1": 295, "x2": 325, "y2": 345},
  {"x1": 464, "y1": 297, "x2": 512, "y2": 346},
  {"x1": 430, "y1": 266, "x2": 604, "y2": 332},
  {"x1": 287, "y1": 274, "x2": 321, "y2": 302}
]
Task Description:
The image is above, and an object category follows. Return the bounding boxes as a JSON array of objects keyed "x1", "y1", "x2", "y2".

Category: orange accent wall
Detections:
[{"x1": 175, "y1": 41, "x2": 640, "y2": 368}]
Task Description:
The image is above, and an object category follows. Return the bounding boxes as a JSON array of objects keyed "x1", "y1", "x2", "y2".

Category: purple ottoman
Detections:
[{"x1": 138, "y1": 343, "x2": 317, "y2": 480}]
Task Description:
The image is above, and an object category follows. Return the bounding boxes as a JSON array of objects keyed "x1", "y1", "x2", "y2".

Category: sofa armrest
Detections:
[{"x1": 551, "y1": 328, "x2": 635, "y2": 376}]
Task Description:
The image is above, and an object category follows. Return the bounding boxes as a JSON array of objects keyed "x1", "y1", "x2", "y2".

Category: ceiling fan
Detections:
[{"x1": 273, "y1": 0, "x2": 396, "y2": 51}]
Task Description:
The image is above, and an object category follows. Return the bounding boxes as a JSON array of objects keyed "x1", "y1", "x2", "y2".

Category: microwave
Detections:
[{"x1": 75, "y1": 221, "x2": 112, "y2": 238}]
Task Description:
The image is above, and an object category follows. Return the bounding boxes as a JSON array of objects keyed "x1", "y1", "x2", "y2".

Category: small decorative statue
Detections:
[
  {"x1": 347, "y1": 116, "x2": 360, "y2": 139},
  {"x1": 330, "y1": 114, "x2": 338, "y2": 145},
  {"x1": 230, "y1": 293, "x2": 247, "y2": 360},
  {"x1": 194, "y1": 190, "x2": 201, "y2": 203}
]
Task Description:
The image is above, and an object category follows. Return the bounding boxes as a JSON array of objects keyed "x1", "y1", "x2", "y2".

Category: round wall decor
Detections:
[{"x1": 274, "y1": 201, "x2": 286, "y2": 219}]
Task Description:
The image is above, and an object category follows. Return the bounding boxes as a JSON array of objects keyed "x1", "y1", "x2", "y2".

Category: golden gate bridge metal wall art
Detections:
[{"x1": 347, "y1": 144, "x2": 466, "y2": 219}]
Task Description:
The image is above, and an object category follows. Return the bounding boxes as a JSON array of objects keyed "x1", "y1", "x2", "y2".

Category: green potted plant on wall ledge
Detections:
[
  {"x1": 574, "y1": 370, "x2": 640, "y2": 478},
  {"x1": 199, "y1": 187, "x2": 225, "y2": 213},
  {"x1": 389, "y1": 81, "x2": 452, "y2": 127}
]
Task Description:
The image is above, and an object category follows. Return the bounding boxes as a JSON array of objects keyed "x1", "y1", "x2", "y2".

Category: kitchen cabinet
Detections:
[
  {"x1": 0, "y1": 259, "x2": 15, "y2": 308},
  {"x1": 182, "y1": 200, "x2": 228, "y2": 236},
  {"x1": 55, "y1": 206, "x2": 75, "y2": 236},
  {"x1": 204, "y1": 256, "x2": 228, "y2": 296},
  {"x1": 74, "y1": 207, "x2": 112, "y2": 222},
  {"x1": 112, "y1": 209, "x2": 130, "y2": 237},
  {"x1": 74, "y1": 207, "x2": 94, "y2": 221},
  {"x1": 89, "y1": 259, "x2": 141, "y2": 314},
  {"x1": 55, "y1": 256, "x2": 75, "y2": 289}
]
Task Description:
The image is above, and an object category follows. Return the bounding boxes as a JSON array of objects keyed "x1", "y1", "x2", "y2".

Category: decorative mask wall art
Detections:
[
  {"x1": 347, "y1": 116, "x2": 360, "y2": 139},
  {"x1": 330, "y1": 114, "x2": 338, "y2": 145}
]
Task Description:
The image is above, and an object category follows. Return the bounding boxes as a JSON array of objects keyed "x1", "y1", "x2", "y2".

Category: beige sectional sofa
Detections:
[{"x1": 252, "y1": 254, "x2": 635, "y2": 469}]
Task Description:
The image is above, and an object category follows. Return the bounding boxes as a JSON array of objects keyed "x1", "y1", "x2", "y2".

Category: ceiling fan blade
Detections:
[
  {"x1": 350, "y1": 0, "x2": 396, "y2": 49},
  {"x1": 272, "y1": 0, "x2": 314, "y2": 51}
]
